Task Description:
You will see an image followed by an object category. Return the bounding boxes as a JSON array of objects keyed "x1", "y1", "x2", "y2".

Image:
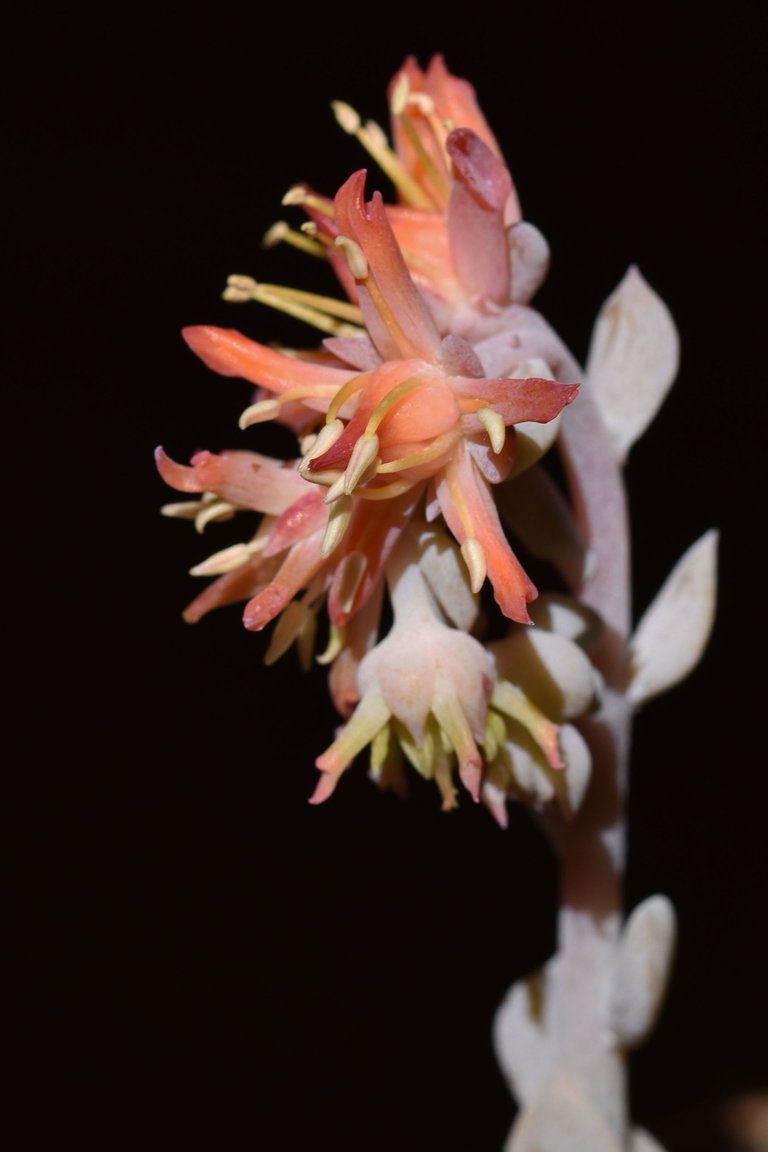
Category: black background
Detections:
[{"x1": 11, "y1": 4, "x2": 766, "y2": 1149}]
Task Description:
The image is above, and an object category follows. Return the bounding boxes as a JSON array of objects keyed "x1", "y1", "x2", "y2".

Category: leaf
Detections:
[
  {"x1": 611, "y1": 895, "x2": 677, "y2": 1049},
  {"x1": 494, "y1": 961, "x2": 557, "y2": 1107},
  {"x1": 628, "y1": 530, "x2": 718, "y2": 706},
  {"x1": 586, "y1": 266, "x2": 679, "y2": 461},
  {"x1": 631, "y1": 1128, "x2": 669, "y2": 1152}
]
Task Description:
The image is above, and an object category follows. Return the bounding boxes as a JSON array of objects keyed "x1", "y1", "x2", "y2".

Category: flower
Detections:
[
  {"x1": 177, "y1": 169, "x2": 577, "y2": 629},
  {"x1": 312, "y1": 527, "x2": 600, "y2": 818},
  {"x1": 156, "y1": 54, "x2": 598, "y2": 817}
]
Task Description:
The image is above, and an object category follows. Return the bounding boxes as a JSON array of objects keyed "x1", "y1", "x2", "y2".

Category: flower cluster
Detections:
[{"x1": 158, "y1": 54, "x2": 600, "y2": 821}]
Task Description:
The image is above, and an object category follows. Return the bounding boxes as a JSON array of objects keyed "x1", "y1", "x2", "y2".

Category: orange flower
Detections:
[{"x1": 176, "y1": 169, "x2": 577, "y2": 627}]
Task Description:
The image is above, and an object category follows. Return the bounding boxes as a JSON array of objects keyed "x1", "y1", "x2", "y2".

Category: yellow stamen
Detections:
[
  {"x1": 334, "y1": 235, "x2": 368, "y2": 280},
  {"x1": 490, "y1": 682, "x2": 563, "y2": 770},
  {"x1": 331, "y1": 100, "x2": 433, "y2": 210},
  {"x1": 478, "y1": 407, "x2": 507, "y2": 454},
  {"x1": 389, "y1": 71, "x2": 410, "y2": 117},
  {"x1": 343, "y1": 433, "x2": 380, "y2": 494},
  {"x1": 194, "y1": 500, "x2": 239, "y2": 534},
  {"x1": 316, "y1": 622, "x2": 345, "y2": 666},
  {"x1": 369, "y1": 724, "x2": 392, "y2": 781},
  {"x1": 483, "y1": 709, "x2": 508, "y2": 762},
  {"x1": 324, "y1": 475, "x2": 347, "y2": 505},
  {"x1": 363, "y1": 376, "x2": 423, "y2": 437},
  {"x1": 336, "y1": 552, "x2": 367, "y2": 614},
  {"x1": 160, "y1": 492, "x2": 219, "y2": 521},
  {"x1": 398, "y1": 113, "x2": 451, "y2": 208},
  {"x1": 321, "y1": 494, "x2": 353, "y2": 557},
  {"x1": 348, "y1": 477, "x2": 416, "y2": 500},
  {"x1": 325, "y1": 372, "x2": 368, "y2": 425},
  {"x1": 223, "y1": 275, "x2": 362, "y2": 338},
  {"x1": 262, "y1": 221, "x2": 325, "y2": 258},
  {"x1": 460, "y1": 538, "x2": 487, "y2": 594},
  {"x1": 282, "y1": 186, "x2": 334, "y2": 214},
  {"x1": 375, "y1": 429, "x2": 457, "y2": 474},
  {"x1": 299, "y1": 418, "x2": 345, "y2": 472},
  {"x1": 264, "y1": 600, "x2": 311, "y2": 667},
  {"x1": 238, "y1": 398, "x2": 282, "y2": 427},
  {"x1": 189, "y1": 537, "x2": 265, "y2": 577}
]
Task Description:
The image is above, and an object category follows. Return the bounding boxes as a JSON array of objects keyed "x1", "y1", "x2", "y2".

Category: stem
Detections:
[{"x1": 549, "y1": 382, "x2": 634, "y2": 1139}]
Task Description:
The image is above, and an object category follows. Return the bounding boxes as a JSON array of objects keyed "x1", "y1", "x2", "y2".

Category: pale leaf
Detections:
[
  {"x1": 494, "y1": 962, "x2": 557, "y2": 1107},
  {"x1": 631, "y1": 1127, "x2": 669, "y2": 1152},
  {"x1": 611, "y1": 895, "x2": 677, "y2": 1049},
  {"x1": 628, "y1": 530, "x2": 718, "y2": 706},
  {"x1": 586, "y1": 266, "x2": 679, "y2": 461}
]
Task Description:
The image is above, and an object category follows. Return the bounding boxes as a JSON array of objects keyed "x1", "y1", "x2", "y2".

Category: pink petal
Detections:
[
  {"x1": 182, "y1": 326, "x2": 354, "y2": 403},
  {"x1": 437, "y1": 443, "x2": 536, "y2": 624},
  {"x1": 334, "y1": 171, "x2": 443, "y2": 363},
  {"x1": 447, "y1": 129, "x2": 514, "y2": 304}
]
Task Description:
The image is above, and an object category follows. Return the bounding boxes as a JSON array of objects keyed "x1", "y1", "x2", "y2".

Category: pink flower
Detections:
[{"x1": 176, "y1": 170, "x2": 577, "y2": 627}]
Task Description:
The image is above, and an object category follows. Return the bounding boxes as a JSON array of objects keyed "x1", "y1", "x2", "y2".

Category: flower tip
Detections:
[
  {"x1": 309, "y1": 773, "x2": 338, "y2": 805},
  {"x1": 459, "y1": 756, "x2": 483, "y2": 803}
]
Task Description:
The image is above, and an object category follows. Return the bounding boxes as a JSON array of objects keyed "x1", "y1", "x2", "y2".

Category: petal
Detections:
[
  {"x1": 326, "y1": 486, "x2": 423, "y2": 626},
  {"x1": 262, "y1": 488, "x2": 328, "y2": 556},
  {"x1": 190, "y1": 450, "x2": 308, "y2": 515},
  {"x1": 155, "y1": 446, "x2": 204, "y2": 493},
  {"x1": 312, "y1": 686, "x2": 392, "y2": 802},
  {"x1": 182, "y1": 555, "x2": 278, "y2": 624},
  {"x1": 333, "y1": 171, "x2": 443, "y2": 363},
  {"x1": 437, "y1": 443, "x2": 536, "y2": 623},
  {"x1": 447, "y1": 128, "x2": 514, "y2": 303},
  {"x1": 454, "y1": 375, "x2": 579, "y2": 427},
  {"x1": 182, "y1": 325, "x2": 354, "y2": 405},
  {"x1": 242, "y1": 531, "x2": 326, "y2": 631}
]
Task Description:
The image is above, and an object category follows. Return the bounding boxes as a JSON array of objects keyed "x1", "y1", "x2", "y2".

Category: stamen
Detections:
[
  {"x1": 389, "y1": 71, "x2": 410, "y2": 117},
  {"x1": 490, "y1": 682, "x2": 564, "y2": 771},
  {"x1": 478, "y1": 406, "x2": 507, "y2": 454},
  {"x1": 460, "y1": 537, "x2": 487, "y2": 593},
  {"x1": 282, "y1": 187, "x2": 334, "y2": 214},
  {"x1": 336, "y1": 552, "x2": 368, "y2": 614},
  {"x1": 264, "y1": 600, "x2": 310, "y2": 666},
  {"x1": 332, "y1": 100, "x2": 433, "y2": 210},
  {"x1": 299, "y1": 418, "x2": 345, "y2": 472},
  {"x1": 349, "y1": 477, "x2": 416, "y2": 500},
  {"x1": 375, "y1": 429, "x2": 457, "y2": 475},
  {"x1": 343, "y1": 434, "x2": 380, "y2": 494},
  {"x1": 316, "y1": 622, "x2": 345, "y2": 666},
  {"x1": 222, "y1": 273, "x2": 259, "y2": 302},
  {"x1": 189, "y1": 537, "x2": 265, "y2": 577},
  {"x1": 398, "y1": 114, "x2": 451, "y2": 207},
  {"x1": 223, "y1": 275, "x2": 363, "y2": 337},
  {"x1": 325, "y1": 372, "x2": 368, "y2": 425},
  {"x1": 194, "y1": 500, "x2": 238, "y2": 533},
  {"x1": 334, "y1": 235, "x2": 368, "y2": 280},
  {"x1": 161, "y1": 498, "x2": 209, "y2": 521},
  {"x1": 331, "y1": 99, "x2": 361, "y2": 134},
  {"x1": 407, "y1": 92, "x2": 435, "y2": 115},
  {"x1": 238, "y1": 398, "x2": 282, "y2": 427},
  {"x1": 364, "y1": 376, "x2": 422, "y2": 436},
  {"x1": 324, "y1": 475, "x2": 347, "y2": 504},
  {"x1": 262, "y1": 221, "x2": 325, "y2": 258},
  {"x1": 321, "y1": 494, "x2": 353, "y2": 556}
]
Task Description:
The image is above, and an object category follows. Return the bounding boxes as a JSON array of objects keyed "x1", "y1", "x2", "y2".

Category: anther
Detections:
[
  {"x1": 478, "y1": 407, "x2": 506, "y2": 454},
  {"x1": 343, "y1": 434, "x2": 380, "y2": 494},
  {"x1": 335, "y1": 235, "x2": 368, "y2": 280},
  {"x1": 461, "y1": 537, "x2": 487, "y2": 594},
  {"x1": 321, "y1": 495, "x2": 353, "y2": 557}
]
